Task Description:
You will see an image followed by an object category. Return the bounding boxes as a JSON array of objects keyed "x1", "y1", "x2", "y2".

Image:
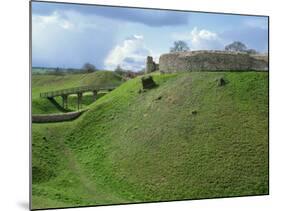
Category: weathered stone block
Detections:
[
  {"x1": 141, "y1": 76, "x2": 157, "y2": 89},
  {"x1": 217, "y1": 77, "x2": 226, "y2": 86}
]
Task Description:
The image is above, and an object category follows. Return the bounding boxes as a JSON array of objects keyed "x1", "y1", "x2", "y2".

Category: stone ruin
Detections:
[
  {"x1": 141, "y1": 75, "x2": 157, "y2": 89},
  {"x1": 158, "y1": 50, "x2": 268, "y2": 73},
  {"x1": 146, "y1": 56, "x2": 159, "y2": 73}
]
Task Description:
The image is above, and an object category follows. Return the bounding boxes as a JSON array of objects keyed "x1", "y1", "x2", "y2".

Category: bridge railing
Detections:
[{"x1": 40, "y1": 85, "x2": 117, "y2": 98}]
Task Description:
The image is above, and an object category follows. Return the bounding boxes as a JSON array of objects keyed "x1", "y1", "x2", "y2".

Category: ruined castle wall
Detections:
[
  {"x1": 159, "y1": 51, "x2": 268, "y2": 73},
  {"x1": 146, "y1": 56, "x2": 156, "y2": 73},
  {"x1": 250, "y1": 54, "x2": 269, "y2": 71}
]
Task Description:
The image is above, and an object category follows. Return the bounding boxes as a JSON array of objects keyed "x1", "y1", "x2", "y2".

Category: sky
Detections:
[{"x1": 32, "y1": 1, "x2": 268, "y2": 71}]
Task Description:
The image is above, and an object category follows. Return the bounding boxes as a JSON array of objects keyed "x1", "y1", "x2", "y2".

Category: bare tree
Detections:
[
  {"x1": 170, "y1": 40, "x2": 190, "y2": 52},
  {"x1": 82, "y1": 63, "x2": 97, "y2": 73},
  {"x1": 225, "y1": 41, "x2": 247, "y2": 52},
  {"x1": 114, "y1": 65, "x2": 123, "y2": 72}
]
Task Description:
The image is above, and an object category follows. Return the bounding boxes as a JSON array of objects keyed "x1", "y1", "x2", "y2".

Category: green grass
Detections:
[
  {"x1": 32, "y1": 71, "x2": 268, "y2": 209},
  {"x1": 32, "y1": 70, "x2": 124, "y2": 114}
]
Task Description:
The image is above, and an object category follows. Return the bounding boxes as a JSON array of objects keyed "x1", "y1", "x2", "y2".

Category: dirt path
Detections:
[{"x1": 57, "y1": 136, "x2": 125, "y2": 204}]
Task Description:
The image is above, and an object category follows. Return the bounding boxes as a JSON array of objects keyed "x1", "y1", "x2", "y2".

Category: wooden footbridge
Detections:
[{"x1": 40, "y1": 85, "x2": 117, "y2": 110}]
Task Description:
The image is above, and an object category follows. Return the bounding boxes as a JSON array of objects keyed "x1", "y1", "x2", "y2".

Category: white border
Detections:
[{"x1": 1, "y1": 0, "x2": 280, "y2": 211}]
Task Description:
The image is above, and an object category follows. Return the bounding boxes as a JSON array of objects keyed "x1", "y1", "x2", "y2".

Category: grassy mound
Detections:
[
  {"x1": 32, "y1": 71, "x2": 124, "y2": 114},
  {"x1": 32, "y1": 71, "x2": 268, "y2": 209}
]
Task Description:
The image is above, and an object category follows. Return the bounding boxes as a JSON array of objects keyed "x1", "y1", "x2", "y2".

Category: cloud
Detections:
[
  {"x1": 32, "y1": 11, "x2": 74, "y2": 30},
  {"x1": 32, "y1": 10, "x2": 101, "y2": 31},
  {"x1": 91, "y1": 8, "x2": 189, "y2": 27},
  {"x1": 189, "y1": 28, "x2": 223, "y2": 50},
  {"x1": 104, "y1": 35, "x2": 152, "y2": 71},
  {"x1": 32, "y1": 10, "x2": 118, "y2": 68},
  {"x1": 32, "y1": 2, "x2": 189, "y2": 27},
  {"x1": 172, "y1": 25, "x2": 268, "y2": 53},
  {"x1": 172, "y1": 27, "x2": 224, "y2": 50}
]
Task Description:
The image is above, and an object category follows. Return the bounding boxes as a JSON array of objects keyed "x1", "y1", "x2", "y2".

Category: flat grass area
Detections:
[
  {"x1": 32, "y1": 71, "x2": 268, "y2": 209},
  {"x1": 32, "y1": 71, "x2": 124, "y2": 114}
]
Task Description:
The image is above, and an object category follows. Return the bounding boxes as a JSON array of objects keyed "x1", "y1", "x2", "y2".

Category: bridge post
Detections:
[
  {"x1": 62, "y1": 94, "x2": 68, "y2": 109},
  {"x1": 92, "y1": 90, "x2": 98, "y2": 102},
  {"x1": 77, "y1": 92, "x2": 83, "y2": 110}
]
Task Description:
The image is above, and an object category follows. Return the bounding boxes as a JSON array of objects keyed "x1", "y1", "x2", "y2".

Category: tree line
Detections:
[
  {"x1": 170, "y1": 40, "x2": 259, "y2": 54},
  {"x1": 33, "y1": 63, "x2": 99, "y2": 75},
  {"x1": 32, "y1": 62, "x2": 142, "y2": 79}
]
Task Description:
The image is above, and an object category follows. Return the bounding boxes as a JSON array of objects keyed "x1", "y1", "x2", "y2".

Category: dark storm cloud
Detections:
[{"x1": 32, "y1": 1, "x2": 189, "y2": 27}]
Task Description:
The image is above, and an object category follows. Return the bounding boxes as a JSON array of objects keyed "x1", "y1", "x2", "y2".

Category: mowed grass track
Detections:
[
  {"x1": 32, "y1": 71, "x2": 124, "y2": 114},
  {"x1": 32, "y1": 71, "x2": 268, "y2": 209}
]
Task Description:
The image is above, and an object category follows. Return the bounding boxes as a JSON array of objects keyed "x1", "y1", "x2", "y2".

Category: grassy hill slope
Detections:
[
  {"x1": 32, "y1": 71, "x2": 124, "y2": 114},
  {"x1": 32, "y1": 71, "x2": 268, "y2": 209}
]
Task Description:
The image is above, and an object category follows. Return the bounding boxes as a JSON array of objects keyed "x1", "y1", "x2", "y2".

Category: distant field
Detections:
[
  {"x1": 32, "y1": 70, "x2": 124, "y2": 114},
  {"x1": 32, "y1": 71, "x2": 268, "y2": 209},
  {"x1": 32, "y1": 68, "x2": 49, "y2": 74}
]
